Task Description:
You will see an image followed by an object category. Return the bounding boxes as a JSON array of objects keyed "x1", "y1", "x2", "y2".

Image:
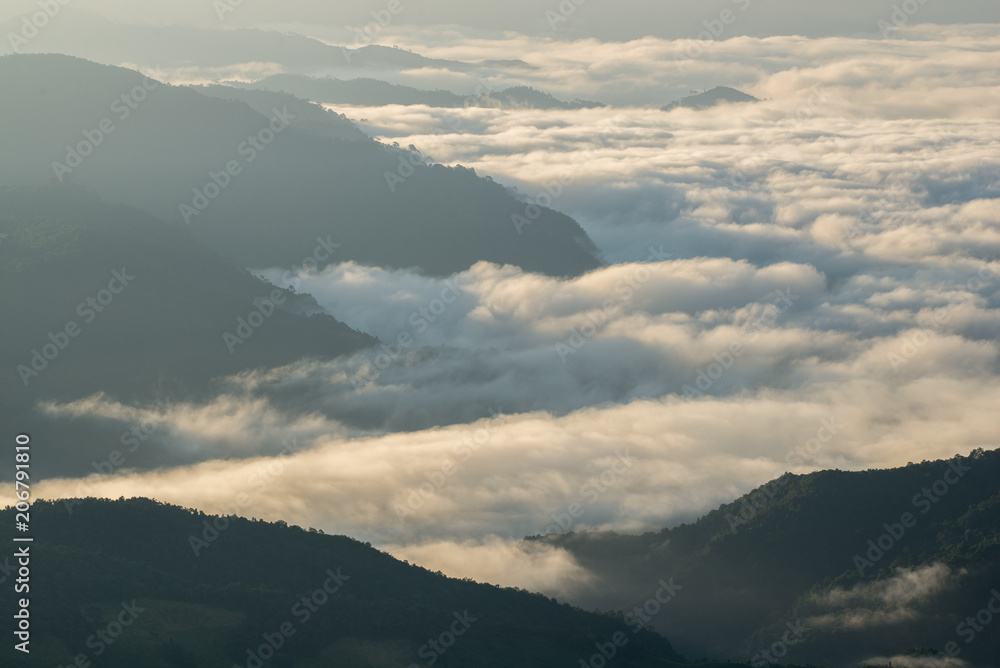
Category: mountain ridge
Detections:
[{"x1": 0, "y1": 53, "x2": 602, "y2": 277}]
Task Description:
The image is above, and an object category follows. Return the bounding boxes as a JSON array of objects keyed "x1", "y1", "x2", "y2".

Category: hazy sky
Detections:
[{"x1": 1, "y1": 0, "x2": 997, "y2": 40}]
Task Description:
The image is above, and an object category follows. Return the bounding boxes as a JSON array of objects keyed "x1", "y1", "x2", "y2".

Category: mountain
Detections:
[
  {"x1": 662, "y1": 87, "x2": 759, "y2": 111},
  {"x1": 534, "y1": 448, "x2": 1000, "y2": 667},
  {"x1": 194, "y1": 84, "x2": 369, "y2": 142},
  {"x1": 0, "y1": 54, "x2": 602, "y2": 277},
  {"x1": 0, "y1": 184, "x2": 374, "y2": 478},
  {"x1": 0, "y1": 498, "x2": 699, "y2": 668},
  {"x1": 0, "y1": 10, "x2": 476, "y2": 75},
  {"x1": 230, "y1": 74, "x2": 605, "y2": 109}
]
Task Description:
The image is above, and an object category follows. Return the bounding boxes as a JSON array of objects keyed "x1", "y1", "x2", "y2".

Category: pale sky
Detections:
[{"x1": 1, "y1": 0, "x2": 997, "y2": 40}]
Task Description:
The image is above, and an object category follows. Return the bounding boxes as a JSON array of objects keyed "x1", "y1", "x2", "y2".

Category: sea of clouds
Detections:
[{"x1": 12, "y1": 24, "x2": 999, "y2": 600}]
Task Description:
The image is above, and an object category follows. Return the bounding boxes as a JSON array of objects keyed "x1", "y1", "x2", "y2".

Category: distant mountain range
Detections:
[
  {"x1": 0, "y1": 54, "x2": 601, "y2": 277},
  {"x1": 663, "y1": 87, "x2": 759, "y2": 111},
  {"x1": 225, "y1": 74, "x2": 605, "y2": 109},
  {"x1": 0, "y1": 10, "x2": 478, "y2": 75},
  {"x1": 536, "y1": 448, "x2": 1000, "y2": 666}
]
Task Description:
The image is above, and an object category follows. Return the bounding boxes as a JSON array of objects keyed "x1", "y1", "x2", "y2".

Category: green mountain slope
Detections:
[
  {"x1": 537, "y1": 448, "x2": 1000, "y2": 666},
  {"x1": 0, "y1": 498, "x2": 691, "y2": 668},
  {"x1": 0, "y1": 54, "x2": 601, "y2": 277},
  {"x1": 0, "y1": 185, "x2": 374, "y2": 478}
]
